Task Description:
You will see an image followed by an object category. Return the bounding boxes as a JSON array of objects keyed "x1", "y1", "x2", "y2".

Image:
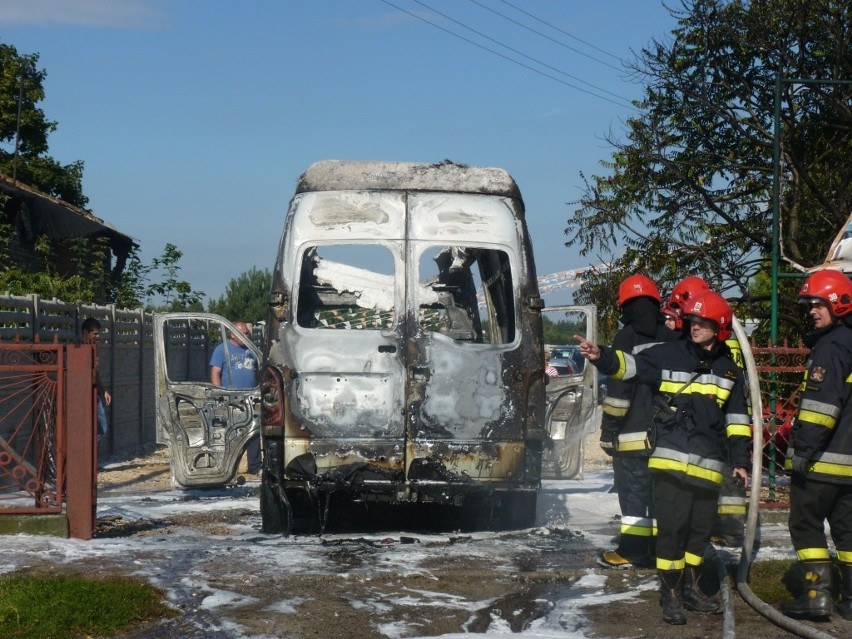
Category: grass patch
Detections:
[
  {"x1": 0, "y1": 573, "x2": 172, "y2": 639},
  {"x1": 746, "y1": 559, "x2": 795, "y2": 603}
]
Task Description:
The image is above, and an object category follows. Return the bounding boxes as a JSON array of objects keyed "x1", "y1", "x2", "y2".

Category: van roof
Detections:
[{"x1": 296, "y1": 160, "x2": 522, "y2": 199}]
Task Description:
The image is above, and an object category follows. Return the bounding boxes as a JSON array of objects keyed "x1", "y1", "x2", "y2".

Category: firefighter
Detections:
[
  {"x1": 780, "y1": 269, "x2": 852, "y2": 621},
  {"x1": 577, "y1": 290, "x2": 751, "y2": 625},
  {"x1": 598, "y1": 274, "x2": 676, "y2": 569},
  {"x1": 668, "y1": 275, "x2": 749, "y2": 547}
]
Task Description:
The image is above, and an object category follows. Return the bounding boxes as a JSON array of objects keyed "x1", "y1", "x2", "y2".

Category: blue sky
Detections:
[{"x1": 1, "y1": 0, "x2": 677, "y2": 305}]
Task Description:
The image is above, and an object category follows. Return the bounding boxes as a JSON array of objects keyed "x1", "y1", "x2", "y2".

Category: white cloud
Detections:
[{"x1": 0, "y1": 0, "x2": 167, "y2": 28}]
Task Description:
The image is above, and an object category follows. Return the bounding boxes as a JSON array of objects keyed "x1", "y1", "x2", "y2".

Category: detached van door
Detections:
[
  {"x1": 154, "y1": 313, "x2": 261, "y2": 488},
  {"x1": 541, "y1": 305, "x2": 599, "y2": 479}
]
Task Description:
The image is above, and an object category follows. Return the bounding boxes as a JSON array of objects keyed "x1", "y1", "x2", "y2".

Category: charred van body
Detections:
[{"x1": 259, "y1": 160, "x2": 546, "y2": 533}]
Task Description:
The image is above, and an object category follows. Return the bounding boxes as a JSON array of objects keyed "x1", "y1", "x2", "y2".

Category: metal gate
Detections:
[
  {"x1": 752, "y1": 340, "x2": 810, "y2": 506},
  {"x1": 0, "y1": 341, "x2": 97, "y2": 539}
]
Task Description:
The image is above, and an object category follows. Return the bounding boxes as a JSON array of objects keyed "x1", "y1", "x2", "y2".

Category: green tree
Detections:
[
  {"x1": 543, "y1": 315, "x2": 585, "y2": 345},
  {"x1": 566, "y1": 0, "x2": 852, "y2": 342},
  {"x1": 0, "y1": 236, "x2": 204, "y2": 310},
  {"x1": 208, "y1": 267, "x2": 272, "y2": 323},
  {"x1": 0, "y1": 43, "x2": 86, "y2": 206},
  {"x1": 0, "y1": 223, "x2": 112, "y2": 303},
  {"x1": 118, "y1": 243, "x2": 205, "y2": 311}
]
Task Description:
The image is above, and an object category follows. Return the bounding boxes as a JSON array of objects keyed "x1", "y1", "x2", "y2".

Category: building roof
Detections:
[{"x1": 0, "y1": 172, "x2": 136, "y2": 259}]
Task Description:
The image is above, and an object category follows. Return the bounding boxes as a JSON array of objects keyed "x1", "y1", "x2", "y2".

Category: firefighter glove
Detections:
[
  {"x1": 599, "y1": 429, "x2": 616, "y2": 457},
  {"x1": 791, "y1": 454, "x2": 810, "y2": 476}
]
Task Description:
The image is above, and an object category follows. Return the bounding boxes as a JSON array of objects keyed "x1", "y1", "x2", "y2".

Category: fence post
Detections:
[
  {"x1": 65, "y1": 344, "x2": 97, "y2": 540},
  {"x1": 137, "y1": 307, "x2": 145, "y2": 444},
  {"x1": 29, "y1": 293, "x2": 38, "y2": 342},
  {"x1": 107, "y1": 304, "x2": 116, "y2": 455}
]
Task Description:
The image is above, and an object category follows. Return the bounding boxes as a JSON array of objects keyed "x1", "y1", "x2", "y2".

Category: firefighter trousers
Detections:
[
  {"x1": 789, "y1": 475, "x2": 852, "y2": 564},
  {"x1": 713, "y1": 468, "x2": 747, "y2": 543},
  {"x1": 613, "y1": 454, "x2": 655, "y2": 559},
  {"x1": 652, "y1": 471, "x2": 718, "y2": 569}
]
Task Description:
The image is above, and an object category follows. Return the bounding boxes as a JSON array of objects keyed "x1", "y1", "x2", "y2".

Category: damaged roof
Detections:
[
  {"x1": 0, "y1": 171, "x2": 136, "y2": 258},
  {"x1": 297, "y1": 160, "x2": 523, "y2": 200}
]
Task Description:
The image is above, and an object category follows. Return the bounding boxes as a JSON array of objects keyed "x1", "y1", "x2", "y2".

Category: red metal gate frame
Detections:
[
  {"x1": 752, "y1": 340, "x2": 809, "y2": 506},
  {"x1": 0, "y1": 341, "x2": 97, "y2": 539}
]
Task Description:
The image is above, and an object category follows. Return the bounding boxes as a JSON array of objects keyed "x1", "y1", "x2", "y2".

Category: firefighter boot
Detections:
[
  {"x1": 658, "y1": 570, "x2": 687, "y2": 625},
  {"x1": 682, "y1": 565, "x2": 721, "y2": 614},
  {"x1": 780, "y1": 561, "x2": 832, "y2": 619},
  {"x1": 838, "y1": 563, "x2": 852, "y2": 621}
]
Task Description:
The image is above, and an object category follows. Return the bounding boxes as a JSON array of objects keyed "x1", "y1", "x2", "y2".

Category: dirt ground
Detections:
[{"x1": 88, "y1": 438, "x2": 852, "y2": 639}]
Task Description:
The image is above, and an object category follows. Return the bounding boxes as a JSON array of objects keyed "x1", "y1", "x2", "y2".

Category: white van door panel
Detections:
[
  {"x1": 154, "y1": 313, "x2": 261, "y2": 488},
  {"x1": 285, "y1": 242, "x2": 406, "y2": 442},
  {"x1": 404, "y1": 193, "x2": 530, "y2": 478}
]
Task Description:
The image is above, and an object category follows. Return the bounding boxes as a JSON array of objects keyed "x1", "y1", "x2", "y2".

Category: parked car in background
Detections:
[
  {"x1": 550, "y1": 345, "x2": 585, "y2": 374},
  {"x1": 547, "y1": 354, "x2": 576, "y2": 377},
  {"x1": 548, "y1": 344, "x2": 606, "y2": 404}
]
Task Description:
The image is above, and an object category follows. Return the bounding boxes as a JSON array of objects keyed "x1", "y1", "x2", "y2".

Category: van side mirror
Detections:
[{"x1": 268, "y1": 290, "x2": 290, "y2": 322}]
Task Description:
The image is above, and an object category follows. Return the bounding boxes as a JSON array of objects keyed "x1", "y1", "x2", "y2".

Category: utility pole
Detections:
[{"x1": 12, "y1": 65, "x2": 25, "y2": 181}]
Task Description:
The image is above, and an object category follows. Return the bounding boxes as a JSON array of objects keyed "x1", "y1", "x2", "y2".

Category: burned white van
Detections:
[
  {"x1": 259, "y1": 160, "x2": 549, "y2": 533},
  {"x1": 152, "y1": 160, "x2": 598, "y2": 533}
]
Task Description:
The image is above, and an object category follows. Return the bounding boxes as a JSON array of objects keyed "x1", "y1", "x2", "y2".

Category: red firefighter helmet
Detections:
[
  {"x1": 799, "y1": 269, "x2": 852, "y2": 318},
  {"x1": 682, "y1": 290, "x2": 732, "y2": 341},
  {"x1": 618, "y1": 274, "x2": 661, "y2": 306},
  {"x1": 668, "y1": 276, "x2": 711, "y2": 310},
  {"x1": 661, "y1": 303, "x2": 683, "y2": 330}
]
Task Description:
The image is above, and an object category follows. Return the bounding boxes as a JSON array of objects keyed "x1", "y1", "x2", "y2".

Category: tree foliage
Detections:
[
  {"x1": 0, "y1": 230, "x2": 205, "y2": 311},
  {"x1": 0, "y1": 43, "x2": 205, "y2": 311},
  {"x1": 114, "y1": 243, "x2": 205, "y2": 311},
  {"x1": 208, "y1": 267, "x2": 272, "y2": 323},
  {"x1": 543, "y1": 315, "x2": 588, "y2": 345},
  {"x1": 566, "y1": 0, "x2": 852, "y2": 342},
  {"x1": 0, "y1": 217, "x2": 111, "y2": 301},
  {"x1": 0, "y1": 43, "x2": 86, "y2": 206}
]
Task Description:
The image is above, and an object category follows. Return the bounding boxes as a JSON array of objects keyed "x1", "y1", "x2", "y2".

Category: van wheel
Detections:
[{"x1": 260, "y1": 475, "x2": 287, "y2": 534}]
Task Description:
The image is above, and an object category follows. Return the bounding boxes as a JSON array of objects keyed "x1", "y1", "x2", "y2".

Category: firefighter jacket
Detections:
[
  {"x1": 601, "y1": 320, "x2": 676, "y2": 456},
  {"x1": 785, "y1": 320, "x2": 852, "y2": 484},
  {"x1": 595, "y1": 339, "x2": 751, "y2": 490}
]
